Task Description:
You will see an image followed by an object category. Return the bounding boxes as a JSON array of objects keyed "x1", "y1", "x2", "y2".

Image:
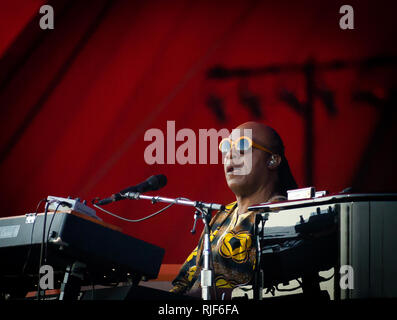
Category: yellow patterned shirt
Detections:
[{"x1": 170, "y1": 196, "x2": 286, "y2": 295}]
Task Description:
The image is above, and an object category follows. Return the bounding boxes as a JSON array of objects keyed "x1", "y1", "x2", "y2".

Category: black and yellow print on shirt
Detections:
[
  {"x1": 215, "y1": 276, "x2": 239, "y2": 288},
  {"x1": 219, "y1": 230, "x2": 252, "y2": 263},
  {"x1": 186, "y1": 265, "x2": 197, "y2": 282},
  {"x1": 185, "y1": 247, "x2": 198, "y2": 263},
  {"x1": 210, "y1": 228, "x2": 219, "y2": 242}
]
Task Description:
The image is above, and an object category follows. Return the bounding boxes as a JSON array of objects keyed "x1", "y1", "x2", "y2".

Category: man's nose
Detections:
[{"x1": 224, "y1": 147, "x2": 240, "y2": 161}]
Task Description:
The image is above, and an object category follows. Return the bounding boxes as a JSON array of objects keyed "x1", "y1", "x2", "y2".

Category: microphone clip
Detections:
[
  {"x1": 190, "y1": 210, "x2": 200, "y2": 234},
  {"x1": 123, "y1": 192, "x2": 141, "y2": 200}
]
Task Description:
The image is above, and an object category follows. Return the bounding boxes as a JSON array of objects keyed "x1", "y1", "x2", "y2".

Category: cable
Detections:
[
  {"x1": 39, "y1": 200, "x2": 74, "y2": 300},
  {"x1": 93, "y1": 203, "x2": 174, "y2": 222},
  {"x1": 44, "y1": 201, "x2": 64, "y2": 266},
  {"x1": 37, "y1": 201, "x2": 50, "y2": 301},
  {"x1": 22, "y1": 198, "x2": 47, "y2": 275},
  {"x1": 92, "y1": 198, "x2": 192, "y2": 223}
]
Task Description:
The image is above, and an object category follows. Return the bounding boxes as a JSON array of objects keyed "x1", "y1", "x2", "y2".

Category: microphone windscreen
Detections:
[
  {"x1": 148, "y1": 174, "x2": 167, "y2": 190},
  {"x1": 120, "y1": 174, "x2": 168, "y2": 194}
]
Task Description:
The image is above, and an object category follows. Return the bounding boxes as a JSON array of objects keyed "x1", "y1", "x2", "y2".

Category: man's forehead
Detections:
[
  {"x1": 229, "y1": 124, "x2": 274, "y2": 148},
  {"x1": 229, "y1": 128, "x2": 253, "y2": 139}
]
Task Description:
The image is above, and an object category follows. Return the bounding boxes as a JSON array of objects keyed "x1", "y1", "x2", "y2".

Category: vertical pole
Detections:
[
  {"x1": 59, "y1": 262, "x2": 86, "y2": 300},
  {"x1": 303, "y1": 59, "x2": 315, "y2": 187},
  {"x1": 253, "y1": 213, "x2": 263, "y2": 300},
  {"x1": 201, "y1": 217, "x2": 213, "y2": 300}
]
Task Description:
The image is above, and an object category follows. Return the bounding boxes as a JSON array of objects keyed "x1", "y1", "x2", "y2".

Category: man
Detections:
[{"x1": 170, "y1": 122, "x2": 297, "y2": 299}]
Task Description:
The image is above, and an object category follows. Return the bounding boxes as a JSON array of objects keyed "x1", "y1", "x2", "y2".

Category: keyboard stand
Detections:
[{"x1": 59, "y1": 261, "x2": 86, "y2": 300}]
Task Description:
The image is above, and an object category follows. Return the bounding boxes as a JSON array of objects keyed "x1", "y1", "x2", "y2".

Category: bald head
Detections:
[{"x1": 235, "y1": 121, "x2": 284, "y2": 156}]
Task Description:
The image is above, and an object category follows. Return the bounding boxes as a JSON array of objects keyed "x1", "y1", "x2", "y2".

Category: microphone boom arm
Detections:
[{"x1": 123, "y1": 192, "x2": 225, "y2": 212}]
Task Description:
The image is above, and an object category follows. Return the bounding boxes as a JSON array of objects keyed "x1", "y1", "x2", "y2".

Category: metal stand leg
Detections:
[
  {"x1": 190, "y1": 205, "x2": 215, "y2": 300},
  {"x1": 253, "y1": 270, "x2": 263, "y2": 300},
  {"x1": 201, "y1": 223, "x2": 213, "y2": 300},
  {"x1": 59, "y1": 262, "x2": 86, "y2": 300},
  {"x1": 253, "y1": 213, "x2": 267, "y2": 300}
]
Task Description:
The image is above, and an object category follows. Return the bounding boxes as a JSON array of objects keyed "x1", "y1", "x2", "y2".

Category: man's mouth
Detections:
[{"x1": 226, "y1": 164, "x2": 243, "y2": 174}]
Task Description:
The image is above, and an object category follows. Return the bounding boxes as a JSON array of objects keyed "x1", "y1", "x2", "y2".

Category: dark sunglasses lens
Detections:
[
  {"x1": 220, "y1": 140, "x2": 231, "y2": 153},
  {"x1": 236, "y1": 138, "x2": 250, "y2": 152}
]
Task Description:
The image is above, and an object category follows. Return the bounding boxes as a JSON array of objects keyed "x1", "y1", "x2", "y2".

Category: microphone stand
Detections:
[
  {"x1": 123, "y1": 192, "x2": 224, "y2": 300},
  {"x1": 192, "y1": 205, "x2": 214, "y2": 301}
]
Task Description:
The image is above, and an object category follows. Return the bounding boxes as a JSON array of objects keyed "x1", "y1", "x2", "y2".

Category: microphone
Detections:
[{"x1": 96, "y1": 174, "x2": 167, "y2": 206}]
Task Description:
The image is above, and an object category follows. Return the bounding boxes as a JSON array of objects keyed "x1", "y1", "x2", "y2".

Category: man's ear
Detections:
[{"x1": 267, "y1": 154, "x2": 281, "y2": 169}]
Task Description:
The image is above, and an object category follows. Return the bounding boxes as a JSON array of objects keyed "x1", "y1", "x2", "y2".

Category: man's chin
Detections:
[{"x1": 226, "y1": 174, "x2": 248, "y2": 194}]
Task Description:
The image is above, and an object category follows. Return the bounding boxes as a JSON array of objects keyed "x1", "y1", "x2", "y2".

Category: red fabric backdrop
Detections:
[{"x1": 1, "y1": 0, "x2": 396, "y2": 263}]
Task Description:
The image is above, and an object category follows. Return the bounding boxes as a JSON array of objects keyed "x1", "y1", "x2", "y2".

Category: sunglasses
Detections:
[{"x1": 219, "y1": 136, "x2": 273, "y2": 155}]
